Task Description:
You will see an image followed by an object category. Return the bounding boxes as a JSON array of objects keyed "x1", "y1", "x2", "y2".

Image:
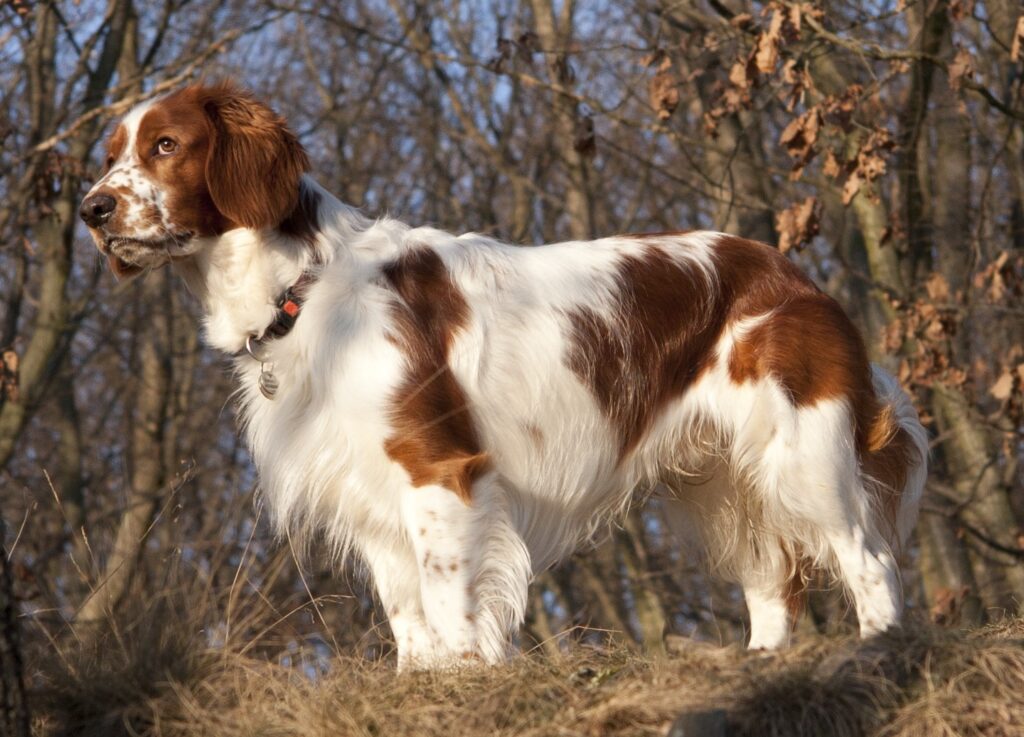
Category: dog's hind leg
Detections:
[
  {"x1": 661, "y1": 471, "x2": 800, "y2": 649},
  {"x1": 755, "y1": 398, "x2": 903, "y2": 638}
]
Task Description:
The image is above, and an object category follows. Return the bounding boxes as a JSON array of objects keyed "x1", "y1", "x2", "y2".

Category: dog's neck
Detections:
[{"x1": 174, "y1": 176, "x2": 368, "y2": 354}]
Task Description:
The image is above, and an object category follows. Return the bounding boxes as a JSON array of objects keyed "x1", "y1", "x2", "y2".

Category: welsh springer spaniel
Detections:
[{"x1": 79, "y1": 83, "x2": 927, "y2": 668}]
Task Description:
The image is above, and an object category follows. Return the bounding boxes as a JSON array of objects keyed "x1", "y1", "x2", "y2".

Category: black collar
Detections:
[{"x1": 243, "y1": 271, "x2": 317, "y2": 358}]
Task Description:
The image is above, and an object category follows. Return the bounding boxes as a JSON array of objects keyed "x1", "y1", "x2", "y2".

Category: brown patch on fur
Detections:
[
  {"x1": 566, "y1": 237, "x2": 832, "y2": 458},
  {"x1": 566, "y1": 237, "x2": 820, "y2": 458},
  {"x1": 565, "y1": 245, "x2": 721, "y2": 457},
  {"x1": 382, "y1": 247, "x2": 489, "y2": 503}
]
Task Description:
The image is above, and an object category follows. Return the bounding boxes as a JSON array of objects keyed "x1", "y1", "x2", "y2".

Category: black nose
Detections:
[{"x1": 79, "y1": 193, "x2": 116, "y2": 228}]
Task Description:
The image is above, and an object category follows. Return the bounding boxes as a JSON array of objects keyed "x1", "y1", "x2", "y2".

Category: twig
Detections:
[{"x1": 6, "y1": 501, "x2": 33, "y2": 560}]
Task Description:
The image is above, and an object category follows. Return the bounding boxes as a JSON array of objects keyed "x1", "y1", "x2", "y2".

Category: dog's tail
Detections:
[{"x1": 860, "y1": 365, "x2": 929, "y2": 556}]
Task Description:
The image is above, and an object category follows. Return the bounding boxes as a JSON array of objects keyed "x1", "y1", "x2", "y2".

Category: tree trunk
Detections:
[
  {"x1": 932, "y1": 386, "x2": 1024, "y2": 616},
  {"x1": 76, "y1": 272, "x2": 171, "y2": 627},
  {"x1": 529, "y1": 0, "x2": 596, "y2": 240}
]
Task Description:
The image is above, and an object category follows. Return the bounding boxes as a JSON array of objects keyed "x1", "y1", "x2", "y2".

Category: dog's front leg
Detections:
[
  {"x1": 359, "y1": 536, "x2": 440, "y2": 671},
  {"x1": 400, "y1": 484, "x2": 483, "y2": 667}
]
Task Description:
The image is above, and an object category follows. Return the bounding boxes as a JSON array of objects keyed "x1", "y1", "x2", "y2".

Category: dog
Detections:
[{"x1": 79, "y1": 83, "x2": 928, "y2": 669}]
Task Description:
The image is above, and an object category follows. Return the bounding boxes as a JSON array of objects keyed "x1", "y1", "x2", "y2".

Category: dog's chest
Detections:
[{"x1": 236, "y1": 327, "x2": 411, "y2": 537}]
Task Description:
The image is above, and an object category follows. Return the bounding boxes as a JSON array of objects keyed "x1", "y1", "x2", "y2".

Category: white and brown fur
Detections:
[{"x1": 80, "y1": 83, "x2": 928, "y2": 669}]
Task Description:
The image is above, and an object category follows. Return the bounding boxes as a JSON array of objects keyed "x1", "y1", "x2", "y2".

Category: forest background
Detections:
[{"x1": 1, "y1": 0, "x2": 1023, "y2": 734}]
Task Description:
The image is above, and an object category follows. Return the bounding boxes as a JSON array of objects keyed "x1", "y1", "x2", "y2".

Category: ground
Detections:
[{"x1": 31, "y1": 609, "x2": 1024, "y2": 737}]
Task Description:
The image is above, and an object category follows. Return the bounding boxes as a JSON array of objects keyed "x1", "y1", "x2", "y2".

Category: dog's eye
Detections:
[{"x1": 155, "y1": 138, "x2": 178, "y2": 156}]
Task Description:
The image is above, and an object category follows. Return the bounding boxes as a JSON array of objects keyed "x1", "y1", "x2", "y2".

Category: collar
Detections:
[{"x1": 243, "y1": 271, "x2": 317, "y2": 360}]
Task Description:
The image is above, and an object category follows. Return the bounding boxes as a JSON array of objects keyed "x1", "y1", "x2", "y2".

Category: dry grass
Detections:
[{"x1": 29, "y1": 589, "x2": 1024, "y2": 737}]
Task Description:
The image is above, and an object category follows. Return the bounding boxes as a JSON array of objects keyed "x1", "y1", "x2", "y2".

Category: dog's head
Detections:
[{"x1": 79, "y1": 83, "x2": 309, "y2": 279}]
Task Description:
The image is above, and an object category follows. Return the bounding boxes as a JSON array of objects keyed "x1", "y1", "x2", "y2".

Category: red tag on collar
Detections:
[{"x1": 282, "y1": 299, "x2": 300, "y2": 317}]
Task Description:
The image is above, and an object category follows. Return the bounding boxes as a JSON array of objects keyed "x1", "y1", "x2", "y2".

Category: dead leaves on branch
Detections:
[
  {"x1": 775, "y1": 84, "x2": 892, "y2": 198},
  {"x1": 693, "y1": 5, "x2": 895, "y2": 203},
  {"x1": 779, "y1": 109, "x2": 821, "y2": 180},
  {"x1": 703, "y1": 4, "x2": 820, "y2": 134},
  {"x1": 840, "y1": 128, "x2": 894, "y2": 204},
  {"x1": 754, "y1": 2, "x2": 819, "y2": 75},
  {"x1": 573, "y1": 110, "x2": 596, "y2": 157},
  {"x1": 776, "y1": 196, "x2": 820, "y2": 253},
  {"x1": 989, "y1": 351, "x2": 1024, "y2": 428},
  {"x1": 885, "y1": 254, "x2": 1024, "y2": 428},
  {"x1": 883, "y1": 273, "x2": 967, "y2": 394},
  {"x1": 642, "y1": 53, "x2": 680, "y2": 121},
  {"x1": 974, "y1": 250, "x2": 1024, "y2": 304},
  {"x1": 973, "y1": 251, "x2": 1024, "y2": 423}
]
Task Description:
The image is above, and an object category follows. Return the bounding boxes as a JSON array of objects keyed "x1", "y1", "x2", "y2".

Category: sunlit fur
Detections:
[{"x1": 82, "y1": 89, "x2": 928, "y2": 669}]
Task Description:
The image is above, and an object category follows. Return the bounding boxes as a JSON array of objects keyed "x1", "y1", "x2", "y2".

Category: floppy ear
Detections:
[{"x1": 202, "y1": 86, "x2": 310, "y2": 230}]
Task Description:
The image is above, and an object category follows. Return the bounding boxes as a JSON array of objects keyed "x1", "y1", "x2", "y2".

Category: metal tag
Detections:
[{"x1": 258, "y1": 368, "x2": 279, "y2": 400}]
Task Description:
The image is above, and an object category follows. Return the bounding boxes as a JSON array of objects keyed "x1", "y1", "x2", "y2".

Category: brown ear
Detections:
[{"x1": 202, "y1": 85, "x2": 309, "y2": 230}]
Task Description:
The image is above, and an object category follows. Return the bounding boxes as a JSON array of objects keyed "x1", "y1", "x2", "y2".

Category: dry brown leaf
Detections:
[
  {"x1": 925, "y1": 273, "x2": 951, "y2": 302},
  {"x1": 730, "y1": 12, "x2": 754, "y2": 29},
  {"x1": 842, "y1": 170, "x2": 863, "y2": 205},
  {"x1": 1, "y1": 349, "x2": 18, "y2": 403},
  {"x1": 639, "y1": 50, "x2": 662, "y2": 68},
  {"x1": 822, "y1": 84, "x2": 863, "y2": 131},
  {"x1": 648, "y1": 69, "x2": 680, "y2": 120},
  {"x1": 780, "y1": 59, "x2": 812, "y2": 110},
  {"x1": 949, "y1": 0, "x2": 974, "y2": 23},
  {"x1": 990, "y1": 370, "x2": 1015, "y2": 401},
  {"x1": 860, "y1": 151, "x2": 887, "y2": 179},
  {"x1": 779, "y1": 109, "x2": 820, "y2": 163},
  {"x1": 776, "y1": 196, "x2": 820, "y2": 254},
  {"x1": 1013, "y1": 15, "x2": 1024, "y2": 62},
  {"x1": 948, "y1": 47, "x2": 974, "y2": 90},
  {"x1": 823, "y1": 149, "x2": 841, "y2": 178},
  {"x1": 930, "y1": 586, "x2": 970, "y2": 625},
  {"x1": 754, "y1": 8, "x2": 784, "y2": 73},
  {"x1": 729, "y1": 60, "x2": 750, "y2": 90}
]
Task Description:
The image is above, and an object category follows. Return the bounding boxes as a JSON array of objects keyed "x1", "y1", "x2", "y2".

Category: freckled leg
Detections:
[
  {"x1": 400, "y1": 484, "x2": 481, "y2": 665},
  {"x1": 358, "y1": 536, "x2": 438, "y2": 671}
]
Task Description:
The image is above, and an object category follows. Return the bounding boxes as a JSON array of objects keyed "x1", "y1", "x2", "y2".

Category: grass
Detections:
[{"x1": 27, "y1": 583, "x2": 1024, "y2": 737}]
